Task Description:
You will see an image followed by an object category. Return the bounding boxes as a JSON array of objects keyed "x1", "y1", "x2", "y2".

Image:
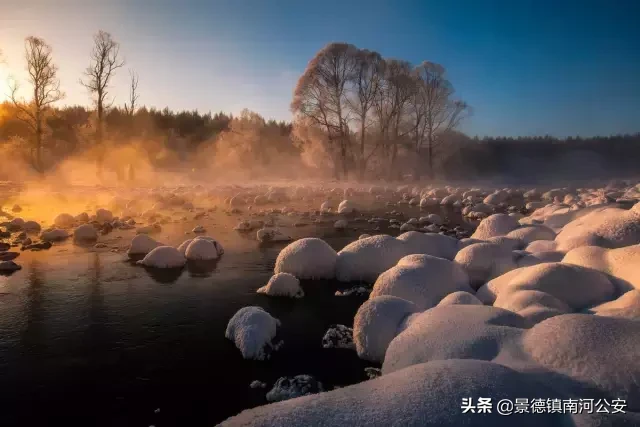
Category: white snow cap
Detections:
[
  {"x1": 137, "y1": 246, "x2": 186, "y2": 268},
  {"x1": 274, "y1": 238, "x2": 337, "y2": 279},
  {"x1": 257, "y1": 273, "x2": 304, "y2": 298},
  {"x1": 334, "y1": 219, "x2": 348, "y2": 230},
  {"x1": 337, "y1": 200, "x2": 355, "y2": 214},
  {"x1": 471, "y1": 214, "x2": 520, "y2": 240},
  {"x1": 336, "y1": 235, "x2": 408, "y2": 283},
  {"x1": 184, "y1": 238, "x2": 220, "y2": 261},
  {"x1": 353, "y1": 295, "x2": 419, "y2": 363},
  {"x1": 371, "y1": 254, "x2": 472, "y2": 310},
  {"x1": 396, "y1": 231, "x2": 460, "y2": 260},
  {"x1": 178, "y1": 236, "x2": 224, "y2": 258},
  {"x1": 437, "y1": 291, "x2": 483, "y2": 306},
  {"x1": 454, "y1": 242, "x2": 518, "y2": 288},
  {"x1": 128, "y1": 235, "x2": 162, "y2": 257},
  {"x1": 225, "y1": 306, "x2": 280, "y2": 360}
]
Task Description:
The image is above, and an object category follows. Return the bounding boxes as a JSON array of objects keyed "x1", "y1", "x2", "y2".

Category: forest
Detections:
[{"x1": 1, "y1": 33, "x2": 638, "y2": 183}]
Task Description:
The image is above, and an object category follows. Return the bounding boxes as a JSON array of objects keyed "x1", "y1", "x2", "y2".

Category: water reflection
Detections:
[
  {"x1": 20, "y1": 260, "x2": 46, "y2": 356},
  {"x1": 143, "y1": 266, "x2": 184, "y2": 284},
  {"x1": 186, "y1": 259, "x2": 219, "y2": 277}
]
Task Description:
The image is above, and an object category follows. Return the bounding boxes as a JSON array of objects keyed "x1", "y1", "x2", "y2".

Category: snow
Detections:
[
  {"x1": 40, "y1": 228, "x2": 70, "y2": 242},
  {"x1": 127, "y1": 234, "x2": 162, "y2": 256},
  {"x1": 192, "y1": 225, "x2": 206, "y2": 233},
  {"x1": 335, "y1": 235, "x2": 408, "y2": 283},
  {"x1": 137, "y1": 246, "x2": 186, "y2": 268},
  {"x1": 321, "y1": 324, "x2": 354, "y2": 349},
  {"x1": 525, "y1": 239, "x2": 559, "y2": 253},
  {"x1": 225, "y1": 306, "x2": 281, "y2": 361},
  {"x1": 257, "y1": 273, "x2": 304, "y2": 298},
  {"x1": 396, "y1": 232, "x2": 460, "y2": 260},
  {"x1": 353, "y1": 295, "x2": 419, "y2": 363},
  {"x1": 184, "y1": 238, "x2": 220, "y2": 261},
  {"x1": 333, "y1": 219, "x2": 348, "y2": 230},
  {"x1": 419, "y1": 197, "x2": 438, "y2": 208},
  {"x1": 453, "y1": 243, "x2": 518, "y2": 288},
  {"x1": 554, "y1": 207, "x2": 640, "y2": 251},
  {"x1": 471, "y1": 214, "x2": 520, "y2": 240},
  {"x1": 483, "y1": 190, "x2": 509, "y2": 205},
  {"x1": 383, "y1": 305, "x2": 528, "y2": 374},
  {"x1": 220, "y1": 359, "x2": 570, "y2": 427},
  {"x1": 479, "y1": 263, "x2": 616, "y2": 310},
  {"x1": 274, "y1": 238, "x2": 337, "y2": 279},
  {"x1": 337, "y1": 200, "x2": 355, "y2": 214},
  {"x1": 517, "y1": 250, "x2": 565, "y2": 267},
  {"x1": 505, "y1": 225, "x2": 556, "y2": 244},
  {"x1": 493, "y1": 289, "x2": 571, "y2": 314},
  {"x1": 73, "y1": 224, "x2": 98, "y2": 242},
  {"x1": 249, "y1": 380, "x2": 267, "y2": 389},
  {"x1": 437, "y1": 291, "x2": 483, "y2": 306},
  {"x1": 517, "y1": 314, "x2": 640, "y2": 411},
  {"x1": 562, "y1": 244, "x2": 640, "y2": 291},
  {"x1": 370, "y1": 254, "x2": 472, "y2": 310},
  {"x1": 95, "y1": 208, "x2": 113, "y2": 222},
  {"x1": 257, "y1": 227, "x2": 292, "y2": 243},
  {"x1": 358, "y1": 234, "x2": 371, "y2": 240},
  {"x1": 53, "y1": 213, "x2": 75, "y2": 228},
  {"x1": 589, "y1": 290, "x2": 640, "y2": 320},
  {"x1": 265, "y1": 375, "x2": 324, "y2": 403}
]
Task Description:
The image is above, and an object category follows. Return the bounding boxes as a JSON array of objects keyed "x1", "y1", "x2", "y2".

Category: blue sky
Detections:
[{"x1": 1, "y1": 0, "x2": 639, "y2": 137}]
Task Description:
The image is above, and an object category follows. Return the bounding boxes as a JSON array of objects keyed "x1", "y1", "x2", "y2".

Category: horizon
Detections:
[{"x1": 1, "y1": 0, "x2": 639, "y2": 138}]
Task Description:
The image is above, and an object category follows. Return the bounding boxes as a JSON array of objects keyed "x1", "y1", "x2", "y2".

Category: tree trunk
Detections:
[
  {"x1": 427, "y1": 139, "x2": 434, "y2": 179},
  {"x1": 35, "y1": 112, "x2": 43, "y2": 174},
  {"x1": 359, "y1": 119, "x2": 366, "y2": 181},
  {"x1": 96, "y1": 91, "x2": 104, "y2": 179}
]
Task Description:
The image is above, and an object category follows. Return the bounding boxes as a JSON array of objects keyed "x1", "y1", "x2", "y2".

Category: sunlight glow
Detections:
[{"x1": 0, "y1": 64, "x2": 10, "y2": 102}]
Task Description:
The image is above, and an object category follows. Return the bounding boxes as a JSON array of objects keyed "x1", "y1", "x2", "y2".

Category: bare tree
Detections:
[
  {"x1": 291, "y1": 42, "x2": 357, "y2": 179},
  {"x1": 9, "y1": 36, "x2": 64, "y2": 172},
  {"x1": 123, "y1": 69, "x2": 139, "y2": 116},
  {"x1": 80, "y1": 30, "x2": 125, "y2": 174},
  {"x1": 414, "y1": 61, "x2": 469, "y2": 179},
  {"x1": 347, "y1": 49, "x2": 383, "y2": 180}
]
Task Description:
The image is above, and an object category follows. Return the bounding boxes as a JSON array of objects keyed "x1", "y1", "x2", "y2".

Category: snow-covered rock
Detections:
[
  {"x1": 53, "y1": 213, "x2": 75, "y2": 228},
  {"x1": 383, "y1": 305, "x2": 528, "y2": 374},
  {"x1": 73, "y1": 224, "x2": 98, "y2": 242},
  {"x1": 274, "y1": 238, "x2": 337, "y2": 279},
  {"x1": 471, "y1": 214, "x2": 520, "y2": 240},
  {"x1": 437, "y1": 291, "x2": 483, "y2": 306},
  {"x1": 137, "y1": 246, "x2": 186, "y2": 268},
  {"x1": 516, "y1": 251, "x2": 565, "y2": 267},
  {"x1": 184, "y1": 238, "x2": 220, "y2": 261},
  {"x1": 128, "y1": 234, "x2": 162, "y2": 256},
  {"x1": 225, "y1": 306, "x2": 280, "y2": 360},
  {"x1": 396, "y1": 232, "x2": 459, "y2": 260},
  {"x1": 220, "y1": 359, "x2": 569, "y2": 427},
  {"x1": 337, "y1": 200, "x2": 355, "y2": 214},
  {"x1": 336, "y1": 235, "x2": 408, "y2": 283},
  {"x1": 454, "y1": 243, "x2": 518, "y2": 288},
  {"x1": 588, "y1": 290, "x2": 640, "y2": 320},
  {"x1": 334, "y1": 219, "x2": 348, "y2": 230},
  {"x1": 562, "y1": 244, "x2": 640, "y2": 291},
  {"x1": 419, "y1": 197, "x2": 438, "y2": 208},
  {"x1": 257, "y1": 273, "x2": 304, "y2": 298},
  {"x1": 505, "y1": 225, "x2": 556, "y2": 244},
  {"x1": 371, "y1": 254, "x2": 472, "y2": 310},
  {"x1": 40, "y1": 228, "x2": 69, "y2": 242},
  {"x1": 353, "y1": 295, "x2": 419, "y2": 362}
]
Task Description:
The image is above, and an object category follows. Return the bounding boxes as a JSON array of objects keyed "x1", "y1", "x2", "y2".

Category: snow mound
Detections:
[
  {"x1": 453, "y1": 243, "x2": 518, "y2": 288},
  {"x1": 483, "y1": 190, "x2": 509, "y2": 205},
  {"x1": 225, "y1": 306, "x2": 280, "y2": 361},
  {"x1": 562, "y1": 244, "x2": 640, "y2": 291},
  {"x1": 471, "y1": 214, "x2": 520, "y2": 240},
  {"x1": 137, "y1": 246, "x2": 186, "y2": 268},
  {"x1": 53, "y1": 213, "x2": 75, "y2": 228},
  {"x1": 358, "y1": 234, "x2": 371, "y2": 240},
  {"x1": 516, "y1": 251, "x2": 565, "y2": 267},
  {"x1": 353, "y1": 295, "x2": 419, "y2": 362},
  {"x1": 371, "y1": 254, "x2": 472, "y2": 310},
  {"x1": 493, "y1": 289, "x2": 571, "y2": 314},
  {"x1": 257, "y1": 227, "x2": 292, "y2": 243},
  {"x1": 589, "y1": 290, "x2": 640, "y2": 320},
  {"x1": 41, "y1": 228, "x2": 69, "y2": 242},
  {"x1": 519, "y1": 314, "x2": 640, "y2": 411},
  {"x1": 73, "y1": 224, "x2": 98, "y2": 242},
  {"x1": 506, "y1": 225, "x2": 556, "y2": 244},
  {"x1": 220, "y1": 359, "x2": 568, "y2": 427},
  {"x1": 184, "y1": 238, "x2": 220, "y2": 261},
  {"x1": 437, "y1": 291, "x2": 483, "y2": 306},
  {"x1": 554, "y1": 207, "x2": 640, "y2": 251},
  {"x1": 274, "y1": 238, "x2": 337, "y2": 279},
  {"x1": 336, "y1": 235, "x2": 409, "y2": 283},
  {"x1": 257, "y1": 273, "x2": 304, "y2": 298},
  {"x1": 337, "y1": 200, "x2": 355, "y2": 214},
  {"x1": 333, "y1": 219, "x2": 348, "y2": 230},
  {"x1": 479, "y1": 263, "x2": 616, "y2": 310},
  {"x1": 265, "y1": 375, "x2": 324, "y2": 403},
  {"x1": 525, "y1": 239, "x2": 558, "y2": 253},
  {"x1": 321, "y1": 324, "x2": 354, "y2": 349},
  {"x1": 95, "y1": 208, "x2": 113, "y2": 222},
  {"x1": 128, "y1": 235, "x2": 162, "y2": 256},
  {"x1": 396, "y1": 231, "x2": 459, "y2": 260},
  {"x1": 419, "y1": 197, "x2": 438, "y2": 208},
  {"x1": 383, "y1": 305, "x2": 528, "y2": 374}
]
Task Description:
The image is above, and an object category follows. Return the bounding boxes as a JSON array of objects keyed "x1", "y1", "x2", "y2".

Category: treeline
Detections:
[{"x1": 1, "y1": 34, "x2": 638, "y2": 182}]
